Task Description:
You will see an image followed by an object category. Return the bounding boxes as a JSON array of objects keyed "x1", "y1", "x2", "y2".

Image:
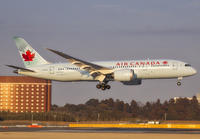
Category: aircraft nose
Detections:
[
  {"x1": 192, "y1": 68, "x2": 197, "y2": 75},
  {"x1": 184, "y1": 67, "x2": 197, "y2": 76}
]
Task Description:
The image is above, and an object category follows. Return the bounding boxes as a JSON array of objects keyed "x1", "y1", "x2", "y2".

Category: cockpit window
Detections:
[{"x1": 185, "y1": 64, "x2": 191, "y2": 67}]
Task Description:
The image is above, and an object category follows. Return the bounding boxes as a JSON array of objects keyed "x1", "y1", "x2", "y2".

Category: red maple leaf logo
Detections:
[
  {"x1": 22, "y1": 50, "x2": 35, "y2": 61},
  {"x1": 163, "y1": 61, "x2": 168, "y2": 65}
]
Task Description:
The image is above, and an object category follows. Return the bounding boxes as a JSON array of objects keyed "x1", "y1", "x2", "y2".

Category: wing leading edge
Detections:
[{"x1": 46, "y1": 48, "x2": 113, "y2": 82}]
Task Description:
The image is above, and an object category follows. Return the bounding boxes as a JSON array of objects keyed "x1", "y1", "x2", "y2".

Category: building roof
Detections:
[{"x1": 0, "y1": 76, "x2": 49, "y2": 83}]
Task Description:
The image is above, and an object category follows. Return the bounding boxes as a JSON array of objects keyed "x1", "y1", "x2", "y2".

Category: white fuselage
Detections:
[{"x1": 17, "y1": 59, "x2": 196, "y2": 82}]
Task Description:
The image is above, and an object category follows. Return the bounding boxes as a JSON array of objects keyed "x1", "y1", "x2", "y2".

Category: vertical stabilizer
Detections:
[{"x1": 13, "y1": 37, "x2": 49, "y2": 68}]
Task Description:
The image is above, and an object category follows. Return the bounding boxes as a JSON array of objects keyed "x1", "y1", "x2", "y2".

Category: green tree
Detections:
[{"x1": 85, "y1": 99, "x2": 99, "y2": 107}]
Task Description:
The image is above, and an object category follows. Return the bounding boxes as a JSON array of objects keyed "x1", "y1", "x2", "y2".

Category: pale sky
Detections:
[{"x1": 0, "y1": 0, "x2": 200, "y2": 106}]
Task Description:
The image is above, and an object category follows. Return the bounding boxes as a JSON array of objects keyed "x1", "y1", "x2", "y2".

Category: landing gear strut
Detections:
[
  {"x1": 96, "y1": 83, "x2": 111, "y2": 90},
  {"x1": 177, "y1": 77, "x2": 183, "y2": 86}
]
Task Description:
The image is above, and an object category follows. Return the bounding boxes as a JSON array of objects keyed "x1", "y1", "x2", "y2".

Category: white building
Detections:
[{"x1": 174, "y1": 93, "x2": 200, "y2": 103}]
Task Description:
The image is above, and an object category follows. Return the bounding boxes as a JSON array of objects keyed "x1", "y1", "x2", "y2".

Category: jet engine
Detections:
[{"x1": 114, "y1": 69, "x2": 134, "y2": 81}]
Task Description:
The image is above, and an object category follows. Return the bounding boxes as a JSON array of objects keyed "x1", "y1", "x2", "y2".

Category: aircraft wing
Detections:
[{"x1": 46, "y1": 48, "x2": 113, "y2": 82}]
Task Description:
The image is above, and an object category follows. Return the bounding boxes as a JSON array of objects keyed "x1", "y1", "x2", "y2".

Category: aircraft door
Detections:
[
  {"x1": 173, "y1": 62, "x2": 178, "y2": 70},
  {"x1": 49, "y1": 66, "x2": 54, "y2": 74}
]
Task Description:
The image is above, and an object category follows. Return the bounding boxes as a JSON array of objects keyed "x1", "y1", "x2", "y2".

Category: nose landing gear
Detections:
[
  {"x1": 177, "y1": 77, "x2": 183, "y2": 86},
  {"x1": 96, "y1": 83, "x2": 111, "y2": 90},
  {"x1": 177, "y1": 82, "x2": 181, "y2": 86}
]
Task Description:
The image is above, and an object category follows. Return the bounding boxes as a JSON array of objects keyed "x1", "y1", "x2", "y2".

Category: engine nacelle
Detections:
[
  {"x1": 114, "y1": 69, "x2": 134, "y2": 81},
  {"x1": 121, "y1": 79, "x2": 142, "y2": 85}
]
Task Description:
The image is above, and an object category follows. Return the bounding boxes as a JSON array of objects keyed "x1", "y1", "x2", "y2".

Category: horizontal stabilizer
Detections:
[{"x1": 6, "y1": 65, "x2": 36, "y2": 72}]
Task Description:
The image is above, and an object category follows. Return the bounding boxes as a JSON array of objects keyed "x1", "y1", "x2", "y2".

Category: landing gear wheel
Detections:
[
  {"x1": 100, "y1": 83, "x2": 106, "y2": 90},
  {"x1": 96, "y1": 84, "x2": 101, "y2": 89},
  {"x1": 177, "y1": 82, "x2": 181, "y2": 86},
  {"x1": 101, "y1": 86, "x2": 106, "y2": 90},
  {"x1": 96, "y1": 83, "x2": 111, "y2": 90},
  {"x1": 101, "y1": 83, "x2": 106, "y2": 87},
  {"x1": 106, "y1": 85, "x2": 111, "y2": 89}
]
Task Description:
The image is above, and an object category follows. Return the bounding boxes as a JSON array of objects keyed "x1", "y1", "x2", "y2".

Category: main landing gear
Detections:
[{"x1": 96, "y1": 83, "x2": 111, "y2": 90}]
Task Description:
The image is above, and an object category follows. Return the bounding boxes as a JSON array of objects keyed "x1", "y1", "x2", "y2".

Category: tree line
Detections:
[
  {"x1": 0, "y1": 96, "x2": 200, "y2": 122},
  {"x1": 52, "y1": 96, "x2": 200, "y2": 122}
]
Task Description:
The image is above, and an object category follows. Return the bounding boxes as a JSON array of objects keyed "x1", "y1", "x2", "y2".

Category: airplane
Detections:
[{"x1": 7, "y1": 37, "x2": 197, "y2": 90}]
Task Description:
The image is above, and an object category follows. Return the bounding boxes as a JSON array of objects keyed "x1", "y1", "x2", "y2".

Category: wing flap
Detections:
[{"x1": 46, "y1": 48, "x2": 113, "y2": 82}]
